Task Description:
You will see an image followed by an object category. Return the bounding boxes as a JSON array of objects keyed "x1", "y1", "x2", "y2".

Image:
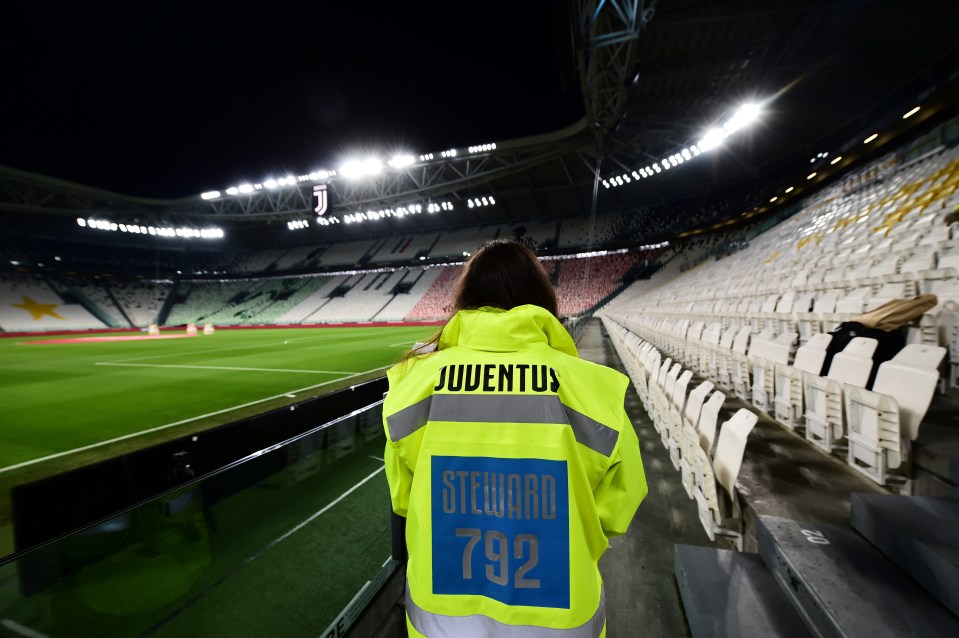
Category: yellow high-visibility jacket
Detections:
[{"x1": 383, "y1": 305, "x2": 647, "y2": 638}]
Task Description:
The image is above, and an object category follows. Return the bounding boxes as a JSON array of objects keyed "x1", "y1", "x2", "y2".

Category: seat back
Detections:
[
  {"x1": 732, "y1": 325, "x2": 752, "y2": 354},
  {"x1": 775, "y1": 291, "x2": 795, "y2": 313},
  {"x1": 698, "y1": 390, "x2": 726, "y2": 454},
  {"x1": 871, "y1": 344, "x2": 947, "y2": 440},
  {"x1": 656, "y1": 358, "x2": 672, "y2": 387},
  {"x1": 684, "y1": 380, "x2": 715, "y2": 429},
  {"x1": 813, "y1": 290, "x2": 839, "y2": 314},
  {"x1": 718, "y1": 329, "x2": 736, "y2": 350},
  {"x1": 827, "y1": 337, "x2": 878, "y2": 387},
  {"x1": 746, "y1": 328, "x2": 776, "y2": 358},
  {"x1": 664, "y1": 362, "x2": 682, "y2": 401},
  {"x1": 765, "y1": 331, "x2": 797, "y2": 365},
  {"x1": 793, "y1": 333, "x2": 833, "y2": 375},
  {"x1": 673, "y1": 370, "x2": 694, "y2": 413},
  {"x1": 714, "y1": 408, "x2": 759, "y2": 497}
]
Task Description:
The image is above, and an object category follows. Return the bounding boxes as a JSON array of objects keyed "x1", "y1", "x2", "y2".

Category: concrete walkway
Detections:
[{"x1": 576, "y1": 318, "x2": 720, "y2": 638}]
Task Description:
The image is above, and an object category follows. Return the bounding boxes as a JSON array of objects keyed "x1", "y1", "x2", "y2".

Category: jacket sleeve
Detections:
[
  {"x1": 384, "y1": 438, "x2": 413, "y2": 517},
  {"x1": 594, "y1": 410, "x2": 647, "y2": 538}
]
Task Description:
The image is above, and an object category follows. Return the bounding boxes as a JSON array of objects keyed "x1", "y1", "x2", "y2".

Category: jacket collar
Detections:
[{"x1": 438, "y1": 305, "x2": 578, "y2": 357}]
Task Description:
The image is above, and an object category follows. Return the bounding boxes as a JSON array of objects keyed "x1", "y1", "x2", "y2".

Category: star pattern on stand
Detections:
[{"x1": 11, "y1": 296, "x2": 66, "y2": 321}]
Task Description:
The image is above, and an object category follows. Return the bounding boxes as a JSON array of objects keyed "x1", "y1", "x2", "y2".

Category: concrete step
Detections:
[
  {"x1": 850, "y1": 493, "x2": 959, "y2": 618},
  {"x1": 674, "y1": 544, "x2": 810, "y2": 638},
  {"x1": 758, "y1": 516, "x2": 959, "y2": 637}
]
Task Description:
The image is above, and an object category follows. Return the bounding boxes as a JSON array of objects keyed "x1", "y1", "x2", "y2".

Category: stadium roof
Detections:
[{"x1": 2, "y1": 0, "x2": 959, "y2": 248}]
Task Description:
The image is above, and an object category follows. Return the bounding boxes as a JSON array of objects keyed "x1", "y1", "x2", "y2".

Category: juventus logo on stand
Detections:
[{"x1": 313, "y1": 184, "x2": 328, "y2": 215}]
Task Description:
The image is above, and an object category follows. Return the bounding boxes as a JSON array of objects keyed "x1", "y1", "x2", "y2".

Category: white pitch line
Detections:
[
  {"x1": 95, "y1": 362, "x2": 356, "y2": 375},
  {"x1": 0, "y1": 620, "x2": 51, "y2": 638},
  {"x1": 0, "y1": 365, "x2": 390, "y2": 476},
  {"x1": 247, "y1": 466, "x2": 384, "y2": 562}
]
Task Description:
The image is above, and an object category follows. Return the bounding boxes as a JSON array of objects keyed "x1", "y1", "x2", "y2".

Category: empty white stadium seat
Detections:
[{"x1": 845, "y1": 344, "x2": 947, "y2": 485}]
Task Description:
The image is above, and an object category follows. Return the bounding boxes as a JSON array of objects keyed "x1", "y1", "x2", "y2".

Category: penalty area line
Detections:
[{"x1": 0, "y1": 365, "x2": 390, "y2": 476}]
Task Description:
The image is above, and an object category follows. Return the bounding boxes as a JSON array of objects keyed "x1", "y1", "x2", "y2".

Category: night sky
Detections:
[{"x1": 1, "y1": 1, "x2": 583, "y2": 198}]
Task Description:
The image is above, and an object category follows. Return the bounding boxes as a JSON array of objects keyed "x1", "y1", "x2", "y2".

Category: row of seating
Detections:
[
  {"x1": 615, "y1": 308, "x2": 947, "y2": 486},
  {"x1": 603, "y1": 317, "x2": 758, "y2": 548},
  {"x1": 601, "y1": 143, "x2": 959, "y2": 488}
]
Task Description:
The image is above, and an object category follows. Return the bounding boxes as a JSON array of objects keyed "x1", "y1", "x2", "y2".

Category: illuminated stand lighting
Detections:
[
  {"x1": 77, "y1": 218, "x2": 223, "y2": 239},
  {"x1": 468, "y1": 143, "x2": 497, "y2": 153},
  {"x1": 467, "y1": 196, "x2": 496, "y2": 208},
  {"x1": 316, "y1": 216, "x2": 340, "y2": 227},
  {"x1": 440, "y1": 149, "x2": 457, "y2": 158},
  {"x1": 602, "y1": 102, "x2": 761, "y2": 189},
  {"x1": 287, "y1": 219, "x2": 309, "y2": 230},
  {"x1": 343, "y1": 201, "x2": 453, "y2": 225},
  {"x1": 218, "y1": 170, "x2": 337, "y2": 198},
  {"x1": 419, "y1": 153, "x2": 434, "y2": 161},
  {"x1": 388, "y1": 154, "x2": 415, "y2": 168},
  {"x1": 340, "y1": 159, "x2": 383, "y2": 178}
]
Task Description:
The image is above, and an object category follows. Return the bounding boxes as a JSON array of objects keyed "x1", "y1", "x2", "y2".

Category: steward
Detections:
[{"x1": 383, "y1": 240, "x2": 647, "y2": 638}]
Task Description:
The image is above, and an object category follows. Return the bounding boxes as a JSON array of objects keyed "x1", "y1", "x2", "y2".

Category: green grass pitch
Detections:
[{"x1": 0, "y1": 325, "x2": 437, "y2": 557}]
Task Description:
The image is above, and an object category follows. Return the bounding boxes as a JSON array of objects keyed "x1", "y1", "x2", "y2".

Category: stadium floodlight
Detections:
[
  {"x1": 238, "y1": 184, "x2": 254, "y2": 193},
  {"x1": 602, "y1": 180, "x2": 610, "y2": 188},
  {"x1": 785, "y1": 186, "x2": 794, "y2": 193},
  {"x1": 489, "y1": 196, "x2": 495, "y2": 205},
  {"x1": 903, "y1": 106, "x2": 920, "y2": 119},
  {"x1": 226, "y1": 187, "x2": 240, "y2": 195},
  {"x1": 690, "y1": 145, "x2": 701, "y2": 156},
  {"x1": 389, "y1": 154, "x2": 415, "y2": 168},
  {"x1": 770, "y1": 196, "x2": 778, "y2": 203},
  {"x1": 468, "y1": 200, "x2": 475, "y2": 208},
  {"x1": 863, "y1": 133, "x2": 878, "y2": 144},
  {"x1": 308, "y1": 170, "x2": 332, "y2": 180},
  {"x1": 77, "y1": 218, "x2": 86, "y2": 227},
  {"x1": 201, "y1": 191, "x2": 221, "y2": 200},
  {"x1": 341, "y1": 158, "x2": 383, "y2": 178},
  {"x1": 264, "y1": 179, "x2": 278, "y2": 189},
  {"x1": 698, "y1": 127, "x2": 727, "y2": 152},
  {"x1": 830, "y1": 156, "x2": 842, "y2": 165},
  {"x1": 807, "y1": 172, "x2": 817, "y2": 180},
  {"x1": 723, "y1": 102, "x2": 761, "y2": 134},
  {"x1": 632, "y1": 171, "x2": 640, "y2": 179}
]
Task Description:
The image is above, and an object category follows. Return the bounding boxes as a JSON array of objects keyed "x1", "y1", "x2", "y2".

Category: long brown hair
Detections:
[{"x1": 403, "y1": 239, "x2": 558, "y2": 360}]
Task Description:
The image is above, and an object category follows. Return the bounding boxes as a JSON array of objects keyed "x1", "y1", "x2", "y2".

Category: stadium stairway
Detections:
[
  {"x1": 675, "y1": 496, "x2": 959, "y2": 637},
  {"x1": 577, "y1": 318, "x2": 724, "y2": 635}
]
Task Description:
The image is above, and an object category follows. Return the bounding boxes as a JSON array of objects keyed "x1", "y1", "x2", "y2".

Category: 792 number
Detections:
[{"x1": 455, "y1": 528, "x2": 541, "y2": 589}]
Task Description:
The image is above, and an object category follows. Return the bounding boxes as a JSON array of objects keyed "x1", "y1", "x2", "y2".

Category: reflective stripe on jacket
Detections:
[{"x1": 383, "y1": 305, "x2": 647, "y2": 637}]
